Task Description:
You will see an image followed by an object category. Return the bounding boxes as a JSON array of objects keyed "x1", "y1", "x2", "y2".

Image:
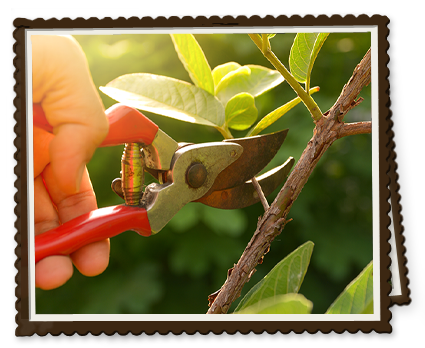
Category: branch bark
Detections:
[{"x1": 207, "y1": 48, "x2": 372, "y2": 314}]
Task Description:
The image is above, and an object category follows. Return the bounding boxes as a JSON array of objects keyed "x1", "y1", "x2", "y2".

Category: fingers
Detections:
[
  {"x1": 49, "y1": 123, "x2": 106, "y2": 195},
  {"x1": 33, "y1": 126, "x2": 54, "y2": 179},
  {"x1": 34, "y1": 175, "x2": 60, "y2": 235},
  {"x1": 32, "y1": 35, "x2": 108, "y2": 195},
  {"x1": 42, "y1": 164, "x2": 110, "y2": 277},
  {"x1": 42, "y1": 163, "x2": 98, "y2": 223},
  {"x1": 34, "y1": 175, "x2": 74, "y2": 290},
  {"x1": 35, "y1": 256, "x2": 74, "y2": 290},
  {"x1": 70, "y1": 239, "x2": 110, "y2": 277},
  {"x1": 34, "y1": 117, "x2": 110, "y2": 288},
  {"x1": 32, "y1": 35, "x2": 110, "y2": 288},
  {"x1": 34, "y1": 164, "x2": 110, "y2": 289}
]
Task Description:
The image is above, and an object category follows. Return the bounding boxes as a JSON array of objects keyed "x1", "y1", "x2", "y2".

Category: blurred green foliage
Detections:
[{"x1": 36, "y1": 32, "x2": 372, "y2": 314}]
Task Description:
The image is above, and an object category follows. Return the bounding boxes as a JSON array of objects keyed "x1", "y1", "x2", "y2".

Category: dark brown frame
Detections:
[{"x1": 4, "y1": 9, "x2": 410, "y2": 336}]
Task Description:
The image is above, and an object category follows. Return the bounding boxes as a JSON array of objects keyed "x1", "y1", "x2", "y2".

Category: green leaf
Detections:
[
  {"x1": 235, "y1": 293, "x2": 312, "y2": 314},
  {"x1": 170, "y1": 34, "x2": 215, "y2": 95},
  {"x1": 247, "y1": 86, "x2": 320, "y2": 136},
  {"x1": 289, "y1": 33, "x2": 329, "y2": 89},
  {"x1": 212, "y1": 62, "x2": 241, "y2": 88},
  {"x1": 326, "y1": 261, "x2": 373, "y2": 314},
  {"x1": 225, "y1": 93, "x2": 258, "y2": 131},
  {"x1": 235, "y1": 241, "x2": 314, "y2": 312},
  {"x1": 100, "y1": 73, "x2": 225, "y2": 127},
  {"x1": 215, "y1": 65, "x2": 284, "y2": 105}
]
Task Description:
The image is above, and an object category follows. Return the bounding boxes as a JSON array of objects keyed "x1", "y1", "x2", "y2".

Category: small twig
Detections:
[
  {"x1": 251, "y1": 177, "x2": 269, "y2": 211},
  {"x1": 338, "y1": 121, "x2": 372, "y2": 138}
]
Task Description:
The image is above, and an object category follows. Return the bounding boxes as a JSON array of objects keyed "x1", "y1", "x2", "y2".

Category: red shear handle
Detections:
[
  {"x1": 100, "y1": 104, "x2": 159, "y2": 146},
  {"x1": 32, "y1": 103, "x2": 159, "y2": 147},
  {"x1": 35, "y1": 205, "x2": 152, "y2": 263}
]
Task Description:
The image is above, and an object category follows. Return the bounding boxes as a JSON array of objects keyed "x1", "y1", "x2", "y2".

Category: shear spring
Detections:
[{"x1": 121, "y1": 143, "x2": 144, "y2": 206}]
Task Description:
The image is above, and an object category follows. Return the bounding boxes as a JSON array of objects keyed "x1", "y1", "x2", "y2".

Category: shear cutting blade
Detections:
[
  {"x1": 196, "y1": 157, "x2": 295, "y2": 209},
  {"x1": 206, "y1": 129, "x2": 289, "y2": 194}
]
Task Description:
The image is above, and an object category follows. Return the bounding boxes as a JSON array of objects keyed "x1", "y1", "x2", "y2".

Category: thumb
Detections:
[{"x1": 32, "y1": 35, "x2": 108, "y2": 194}]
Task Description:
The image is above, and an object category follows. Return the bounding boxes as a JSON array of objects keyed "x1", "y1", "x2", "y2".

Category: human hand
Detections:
[{"x1": 32, "y1": 35, "x2": 109, "y2": 290}]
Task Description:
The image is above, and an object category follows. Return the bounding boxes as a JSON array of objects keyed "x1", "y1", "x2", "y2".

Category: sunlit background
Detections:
[{"x1": 36, "y1": 32, "x2": 372, "y2": 314}]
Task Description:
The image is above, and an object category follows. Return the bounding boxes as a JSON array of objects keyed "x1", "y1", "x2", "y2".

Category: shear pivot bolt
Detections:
[{"x1": 186, "y1": 163, "x2": 207, "y2": 188}]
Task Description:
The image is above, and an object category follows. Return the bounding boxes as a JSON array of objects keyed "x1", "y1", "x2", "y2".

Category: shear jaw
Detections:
[
  {"x1": 142, "y1": 142, "x2": 243, "y2": 234},
  {"x1": 143, "y1": 129, "x2": 179, "y2": 171}
]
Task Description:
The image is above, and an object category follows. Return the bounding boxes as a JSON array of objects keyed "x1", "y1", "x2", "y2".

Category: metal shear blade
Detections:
[
  {"x1": 196, "y1": 156, "x2": 295, "y2": 209},
  {"x1": 210, "y1": 129, "x2": 288, "y2": 192}
]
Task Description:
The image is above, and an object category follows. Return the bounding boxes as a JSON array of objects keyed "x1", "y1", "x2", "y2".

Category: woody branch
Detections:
[{"x1": 207, "y1": 49, "x2": 372, "y2": 314}]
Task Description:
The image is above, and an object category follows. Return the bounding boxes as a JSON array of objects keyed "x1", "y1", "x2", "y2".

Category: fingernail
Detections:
[{"x1": 76, "y1": 164, "x2": 85, "y2": 192}]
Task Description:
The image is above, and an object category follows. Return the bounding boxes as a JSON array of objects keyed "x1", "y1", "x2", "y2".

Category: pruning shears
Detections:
[{"x1": 33, "y1": 103, "x2": 294, "y2": 264}]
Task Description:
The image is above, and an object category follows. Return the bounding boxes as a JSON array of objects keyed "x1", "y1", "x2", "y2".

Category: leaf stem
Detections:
[
  {"x1": 217, "y1": 126, "x2": 234, "y2": 139},
  {"x1": 261, "y1": 34, "x2": 270, "y2": 55},
  {"x1": 305, "y1": 78, "x2": 310, "y2": 95},
  {"x1": 248, "y1": 34, "x2": 323, "y2": 122}
]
